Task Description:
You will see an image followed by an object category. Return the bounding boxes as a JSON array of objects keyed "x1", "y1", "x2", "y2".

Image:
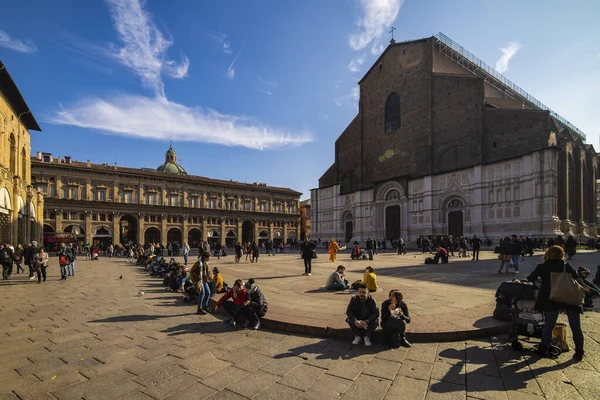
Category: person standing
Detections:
[
  {"x1": 510, "y1": 235, "x2": 522, "y2": 273},
  {"x1": 24, "y1": 241, "x2": 37, "y2": 279},
  {"x1": 301, "y1": 240, "x2": 315, "y2": 276},
  {"x1": 471, "y1": 235, "x2": 482, "y2": 261},
  {"x1": 182, "y1": 242, "x2": 190, "y2": 265},
  {"x1": 33, "y1": 247, "x2": 49, "y2": 283},
  {"x1": 58, "y1": 243, "x2": 69, "y2": 280},
  {"x1": 1, "y1": 243, "x2": 15, "y2": 280},
  {"x1": 397, "y1": 237, "x2": 406, "y2": 255},
  {"x1": 234, "y1": 242, "x2": 243, "y2": 263},
  {"x1": 527, "y1": 246, "x2": 585, "y2": 361},
  {"x1": 251, "y1": 242, "x2": 259, "y2": 263},
  {"x1": 346, "y1": 284, "x2": 379, "y2": 347},
  {"x1": 328, "y1": 238, "x2": 340, "y2": 262},
  {"x1": 14, "y1": 244, "x2": 25, "y2": 274},
  {"x1": 366, "y1": 238, "x2": 374, "y2": 261},
  {"x1": 67, "y1": 243, "x2": 76, "y2": 277}
]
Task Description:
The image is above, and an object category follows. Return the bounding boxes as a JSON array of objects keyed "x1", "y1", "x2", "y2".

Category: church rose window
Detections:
[{"x1": 385, "y1": 92, "x2": 401, "y2": 133}]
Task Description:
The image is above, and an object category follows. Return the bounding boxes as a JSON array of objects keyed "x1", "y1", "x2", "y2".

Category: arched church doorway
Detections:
[
  {"x1": 119, "y1": 214, "x2": 138, "y2": 244},
  {"x1": 343, "y1": 213, "x2": 353, "y2": 243},
  {"x1": 446, "y1": 198, "x2": 464, "y2": 238},
  {"x1": 385, "y1": 206, "x2": 401, "y2": 240},
  {"x1": 242, "y1": 220, "x2": 254, "y2": 243}
]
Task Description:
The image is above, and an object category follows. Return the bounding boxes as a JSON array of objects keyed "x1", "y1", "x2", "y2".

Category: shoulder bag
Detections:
[{"x1": 549, "y1": 263, "x2": 586, "y2": 306}]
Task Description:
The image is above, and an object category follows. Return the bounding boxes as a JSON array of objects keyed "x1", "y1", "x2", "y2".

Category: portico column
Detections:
[
  {"x1": 161, "y1": 214, "x2": 167, "y2": 246},
  {"x1": 84, "y1": 211, "x2": 92, "y2": 244},
  {"x1": 220, "y1": 218, "x2": 226, "y2": 246},
  {"x1": 253, "y1": 219, "x2": 259, "y2": 243},
  {"x1": 201, "y1": 217, "x2": 207, "y2": 242},
  {"x1": 55, "y1": 208, "x2": 63, "y2": 237},
  {"x1": 138, "y1": 213, "x2": 144, "y2": 244},
  {"x1": 182, "y1": 215, "x2": 189, "y2": 246},
  {"x1": 236, "y1": 219, "x2": 242, "y2": 243},
  {"x1": 112, "y1": 213, "x2": 120, "y2": 245},
  {"x1": 283, "y1": 223, "x2": 288, "y2": 244},
  {"x1": 269, "y1": 220, "x2": 274, "y2": 241}
]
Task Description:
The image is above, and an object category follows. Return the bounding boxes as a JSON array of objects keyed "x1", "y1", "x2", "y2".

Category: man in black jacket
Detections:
[
  {"x1": 471, "y1": 235, "x2": 482, "y2": 261},
  {"x1": 24, "y1": 241, "x2": 37, "y2": 279},
  {"x1": 346, "y1": 284, "x2": 379, "y2": 346},
  {"x1": 1, "y1": 243, "x2": 15, "y2": 280},
  {"x1": 301, "y1": 240, "x2": 316, "y2": 276},
  {"x1": 240, "y1": 278, "x2": 268, "y2": 330}
]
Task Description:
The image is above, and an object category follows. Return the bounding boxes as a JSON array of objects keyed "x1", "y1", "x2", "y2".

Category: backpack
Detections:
[{"x1": 0, "y1": 248, "x2": 12, "y2": 264}]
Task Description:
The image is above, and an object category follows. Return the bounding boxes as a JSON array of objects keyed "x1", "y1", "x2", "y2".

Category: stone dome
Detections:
[{"x1": 156, "y1": 145, "x2": 187, "y2": 175}]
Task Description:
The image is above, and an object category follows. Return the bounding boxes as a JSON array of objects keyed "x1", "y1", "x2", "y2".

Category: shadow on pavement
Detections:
[
  {"x1": 161, "y1": 321, "x2": 233, "y2": 336},
  {"x1": 90, "y1": 313, "x2": 190, "y2": 323},
  {"x1": 431, "y1": 346, "x2": 574, "y2": 394}
]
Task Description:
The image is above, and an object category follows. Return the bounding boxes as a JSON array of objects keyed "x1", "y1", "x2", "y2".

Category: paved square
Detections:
[{"x1": 1, "y1": 249, "x2": 600, "y2": 399}]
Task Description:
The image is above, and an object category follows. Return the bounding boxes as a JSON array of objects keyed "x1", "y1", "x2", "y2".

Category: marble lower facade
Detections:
[{"x1": 311, "y1": 148, "x2": 597, "y2": 244}]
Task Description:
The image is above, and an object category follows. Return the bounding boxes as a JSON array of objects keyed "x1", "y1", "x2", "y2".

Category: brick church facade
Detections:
[{"x1": 311, "y1": 33, "x2": 598, "y2": 244}]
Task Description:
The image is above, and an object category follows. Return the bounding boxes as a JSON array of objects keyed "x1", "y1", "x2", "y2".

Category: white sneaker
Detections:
[
  {"x1": 352, "y1": 335, "x2": 362, "y2": 345},
  {"x1": 307, "y1": 273, "x2": 311, "y2": 276},
  {"x1": 364, "y1": 336, "x2": 372, "y2": 347}
]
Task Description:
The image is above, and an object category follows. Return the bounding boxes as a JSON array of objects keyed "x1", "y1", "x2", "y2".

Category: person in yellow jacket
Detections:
[
  {"x1": 352, "y1": 266, "x2": 378, "y2": 292},
  {"x1": 328, "y1": 238, "x2": 340, "y2": 262}
]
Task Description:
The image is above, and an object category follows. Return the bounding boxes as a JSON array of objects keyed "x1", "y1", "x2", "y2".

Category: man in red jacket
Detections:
[{"x1": 215, "y1": 279, "x2": 247, "y2": 326}]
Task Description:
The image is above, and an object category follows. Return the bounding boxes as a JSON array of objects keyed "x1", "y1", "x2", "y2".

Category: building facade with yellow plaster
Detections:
[{"x1": 0, "y1": 60, "x2": 44, "y2": 246}]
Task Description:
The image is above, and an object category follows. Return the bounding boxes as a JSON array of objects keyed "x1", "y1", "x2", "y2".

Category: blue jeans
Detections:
[
  {"x1": 183, "y1": 253, "x2": 188, "y2": 265},
  {"x1": 542, "y1": 309, "x2": 584, "y2": 350},
  {"x1": 327, "y1": 281, "x2": 348, "y2": 291},
  {"x1": 60, "y1": 264, "x2": 68, "y2": 279},
  {"x1": 511, "y1": 255, "x2": 520, "y2": 272},
  {"x1": 67, "y1": 261, "x2": 75, "y2": 276},
  {"x1": 197, "y1": 281, "x2": 211, "y2": 310}
]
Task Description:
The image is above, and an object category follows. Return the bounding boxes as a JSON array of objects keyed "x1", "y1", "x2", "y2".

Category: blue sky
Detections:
[{"x1": 1, "y1": 0, "x2": 599, "y2": 199}]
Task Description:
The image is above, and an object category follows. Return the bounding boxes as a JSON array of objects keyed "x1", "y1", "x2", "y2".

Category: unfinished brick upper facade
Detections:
[{"x1": 312, "y1": 34, "x2": 597, "y2": 244}]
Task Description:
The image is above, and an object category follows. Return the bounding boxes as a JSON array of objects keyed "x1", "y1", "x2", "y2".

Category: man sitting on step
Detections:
[{"x1": 346, "y1": 284, "x2": 379, "y2": 347}]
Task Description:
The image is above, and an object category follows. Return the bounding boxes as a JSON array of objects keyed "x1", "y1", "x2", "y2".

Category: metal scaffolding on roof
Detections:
[{"x1": 433, "y1": 32, "x2": 586, "y2": 141}]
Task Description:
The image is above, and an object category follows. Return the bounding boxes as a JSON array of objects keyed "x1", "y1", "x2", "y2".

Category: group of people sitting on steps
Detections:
[{"x1": 140, "y1": 248, "x2": 268, "y2": 330}]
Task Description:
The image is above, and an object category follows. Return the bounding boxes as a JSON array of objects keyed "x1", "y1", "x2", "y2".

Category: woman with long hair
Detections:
[
  {"x1": 381, "y1": 289, "x2": 411, "y2": 348},
  {"x1": 527, "y1": 245, "x2": 585, "y2": 361}
]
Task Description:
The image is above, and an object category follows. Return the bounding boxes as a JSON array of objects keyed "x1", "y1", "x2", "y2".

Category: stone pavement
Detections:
[{"x1": 1, "y1": 252, "x2": 600, "y2": 399}]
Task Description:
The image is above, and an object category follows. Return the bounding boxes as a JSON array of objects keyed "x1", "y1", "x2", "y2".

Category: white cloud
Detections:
[
  {"x1": 371, "y1": 43, "x2": 384, "y2": 55},
  {"x1": 348, "y1": 56, "x2": 364, "y2": 72},
  {"x1": 50, "y1": 95, "x2": 312, "y2": 150},
  {"x1": 351, "y1": 87, "x2": 360, "y2": 102},
  {"x1": 165, "y1": 53, "x2": 190, "y2": 79},
  {"x1": 495, "y1": 41, "x2": 521, "y2": 73},
  {"x1": 206, "y1": 32, "x2": 233, "y2": 54},
  {"x1": 0, "y1": 29, "x2": 37, "y2": 53},
  {"x1": 226, "y1": 47, "x2": 242, "y2": 79},
  {"x1": 105, "y1": 0, "x2": 189, "y2": 98},
  {"x1": 348, "y1": 0, "x2": 402, "y2": 52},
  {"x1": 52, "y1": 0, "x2": 311, "y2": 151},
  {"x1": 255, "y1": 78, "x2": 277, "y2": 95},
  {"x1": 334, "y1": 86, "x2": 360, "y2": 107}
]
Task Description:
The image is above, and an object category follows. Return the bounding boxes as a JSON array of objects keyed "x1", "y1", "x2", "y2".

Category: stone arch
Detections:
[
  {"x1": 444, "y1": 196, "x2": 466, "y2": 237},
  {"x1": 341, "y1": 211, "x2": 354, "y2": 243},
  {"x1": 376, "y1": 181, "x2": 405, "y2": 201},
  {"x1": 119, "y1": 214, "x2": 138, "y2": 244},
  {"x1": 242, "y1": 220, "x2": 254, "y2": 243},
  {"x1": 17, "y1": 196, "x2": 25, "y2": 244},
  {"x1": 64, "y1": 224, "x2": 85, "y2": 242},
  {"x1": 225, "y1": 229, "x2": 236, "y2": 246},
  {"x1": 187, "y1": 228, "x2": 202, "y2": 248},
  {"x1": 93, "y1": 225, "x2": 112, "y2": 236},
  {"x1": 0, "y1": 188, "x2": 12, "y2": 241},
  {"x1": 167, "y1": 227, "x2": 182, "y2": 244},
  {"x1": 43, "y1": 224, "x2": 55, "y2": 233},
  {"x1": 144, "y1": 227, "x2": 161, "y2": 244}
]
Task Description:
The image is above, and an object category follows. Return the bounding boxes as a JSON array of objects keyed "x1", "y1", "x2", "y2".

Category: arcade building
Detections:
[{"x1": 31, "y1": 146, "x2": 301, "y2": 249}]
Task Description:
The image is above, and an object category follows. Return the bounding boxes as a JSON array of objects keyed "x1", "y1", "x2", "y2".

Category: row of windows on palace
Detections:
[
  {"x1": 44, "y1": 211, "x2": 295, "y2": 228},
  {"x1": 34, "y1": 181, "x2": 297, "y2": 213}
]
